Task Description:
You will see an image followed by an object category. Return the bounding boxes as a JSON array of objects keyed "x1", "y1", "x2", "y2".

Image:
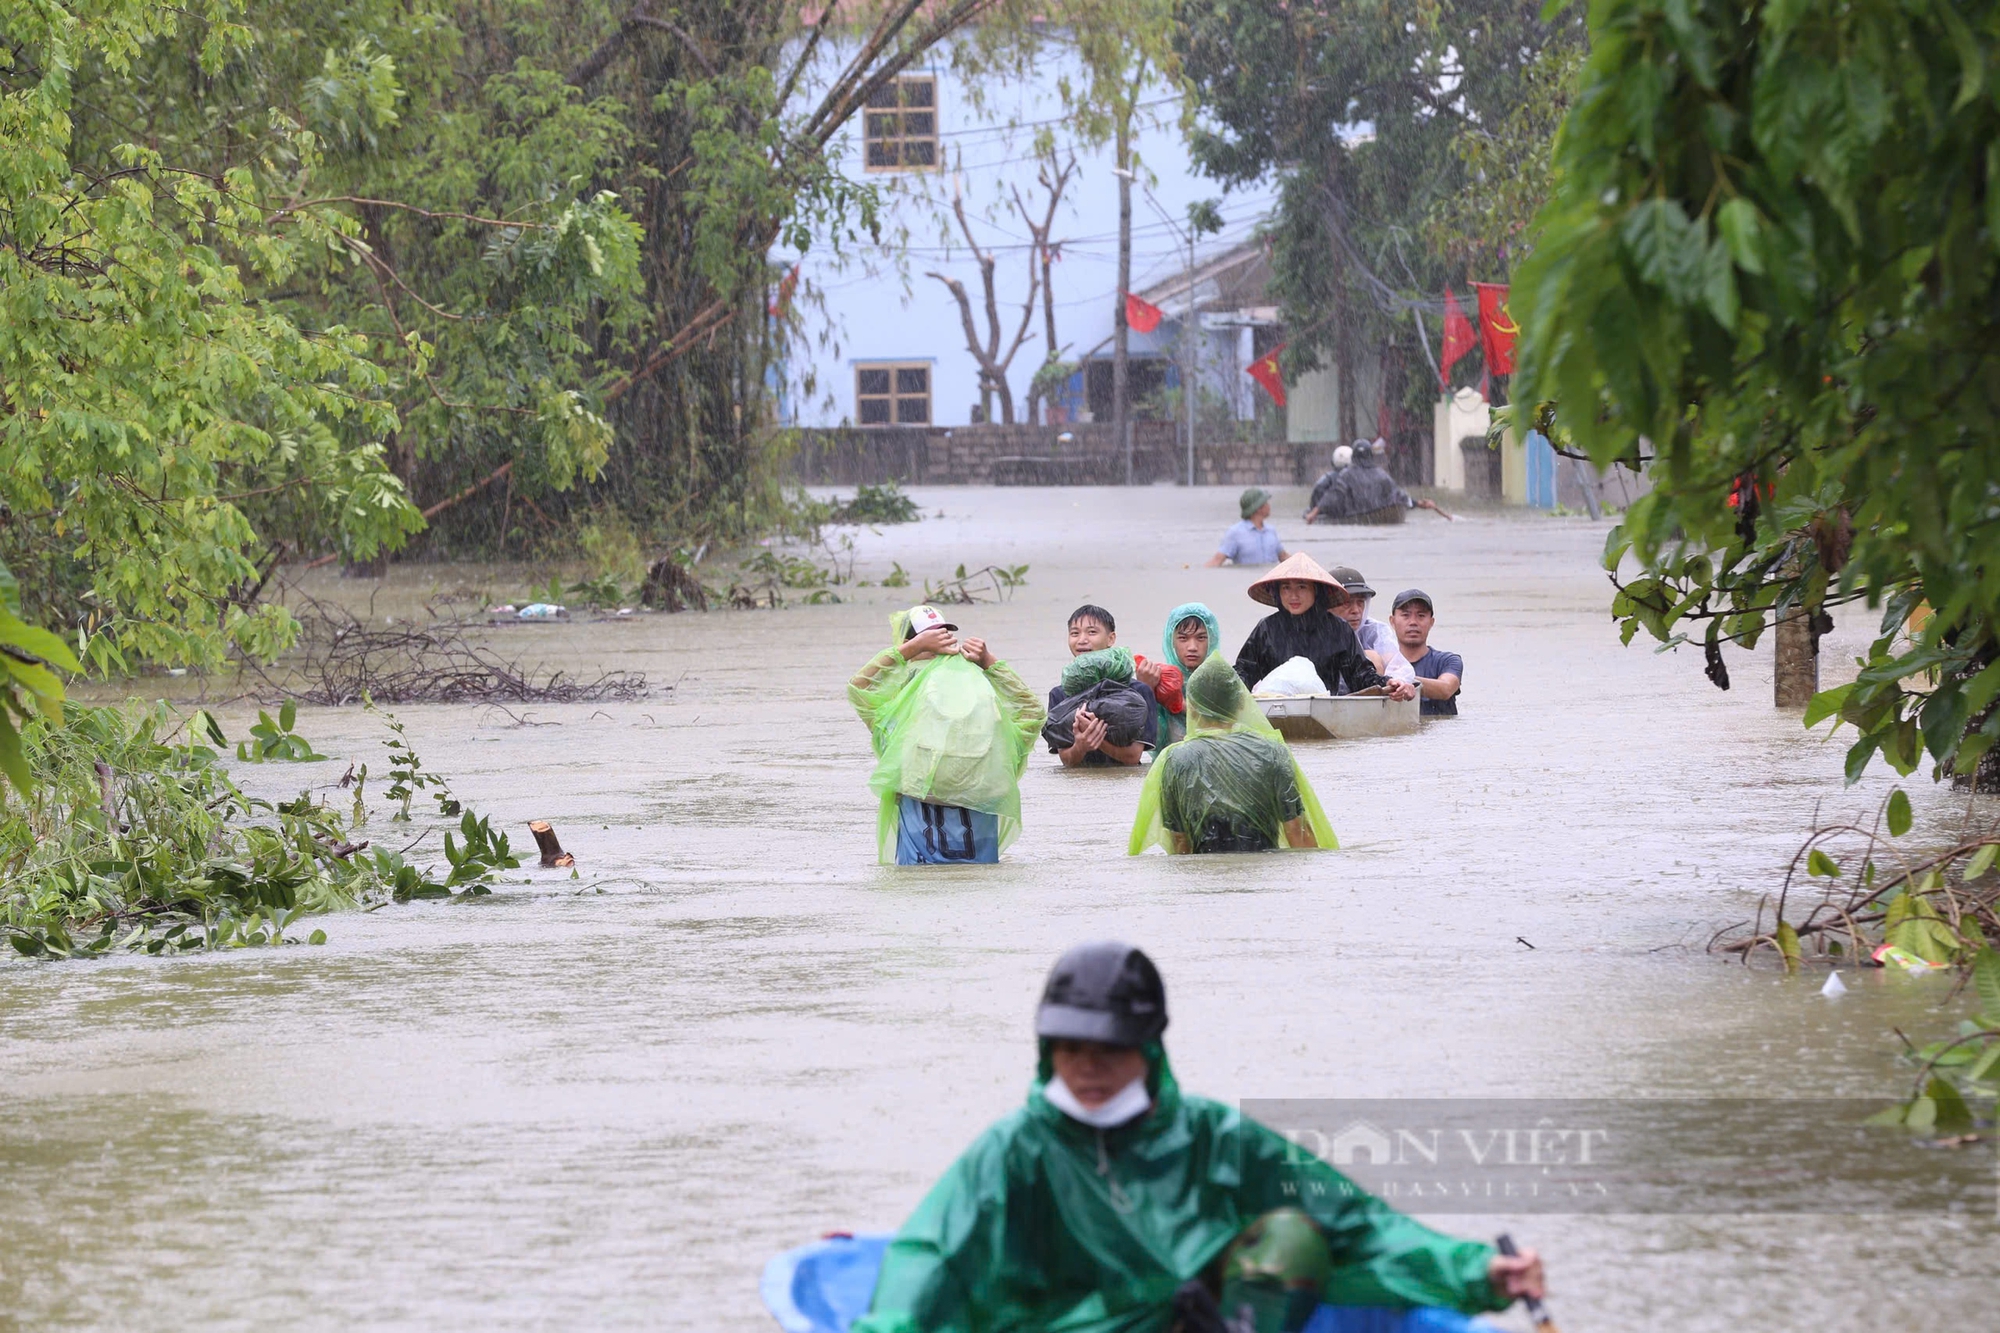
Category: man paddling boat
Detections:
[{"x1": 853, "y1": 943, "x2": 1546, "y2": 1333}]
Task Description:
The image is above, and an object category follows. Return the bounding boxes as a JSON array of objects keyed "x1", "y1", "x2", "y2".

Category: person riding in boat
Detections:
[
  {"x1": 851, "y1": 942, "x2": 1545, "y2": 1333},
  {"x1": 1233, "y1": 554, "x2": 1418, "y2": 700},
  {"x1": 1155, "y1": 602, "x2": 1222, "y2": 744},
  {"x1": 1311, "y1": 441, "x2": 1444, "y2": 523},
  {"x1": 848, "y1": 605, "x2": 1045, "y2": 864},
  {"x1": 1302, "y1": 443, "x2": 1354, "y2": 524},
  {"x1": 1130, "y1": 653, "x2": 1335, "y2": 853}
]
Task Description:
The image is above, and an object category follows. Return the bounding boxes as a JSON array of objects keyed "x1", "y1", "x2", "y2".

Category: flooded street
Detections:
[{"x1": 2, "y1": 486, "x2": 1993, "y2": 1330}]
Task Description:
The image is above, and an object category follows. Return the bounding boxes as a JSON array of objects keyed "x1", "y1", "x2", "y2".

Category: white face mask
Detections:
[{"x1": 1045, "y1": 1073, "x2": 1152, "y2": 1128}]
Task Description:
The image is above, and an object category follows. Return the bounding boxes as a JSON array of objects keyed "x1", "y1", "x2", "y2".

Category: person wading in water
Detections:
[
  {"x1": 848, "y1": 605, "x2": 1044, "y2": 864},
  {"x1": 852, "y1": 943, "x2": 1546, "y2": 1333}
]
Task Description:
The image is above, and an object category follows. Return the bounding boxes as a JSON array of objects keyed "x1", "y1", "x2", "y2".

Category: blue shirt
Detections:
[
  {"x1": 1409, "y1": 646, "x2": 1463, "y2": 716},
  {"x1": 1216, "y1": 520, "x2": 1284, "y2": 565}
]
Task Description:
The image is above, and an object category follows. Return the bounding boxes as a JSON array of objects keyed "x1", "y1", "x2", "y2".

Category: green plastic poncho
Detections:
[
  {"x1": 1129, "y1": 653, "x2": 1336, "y2": 854},
  {"x1": 1062, "y1": 646, "x2": 1136, "y2": 695},
  {"x1": 1158, "y1": 603, "x2": 1223, "y2": 743},
  {"x1": 853, "y1": 1043, "x2": 1504, "y2": 1333},
  {"x1": 849, "y1": 611, "x2": 1045, "y2": 864}
]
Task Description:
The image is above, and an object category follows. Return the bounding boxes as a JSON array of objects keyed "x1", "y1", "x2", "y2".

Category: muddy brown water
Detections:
[{"x1": 3, "y1": 487, "x2": 1994, "y2": 1330}]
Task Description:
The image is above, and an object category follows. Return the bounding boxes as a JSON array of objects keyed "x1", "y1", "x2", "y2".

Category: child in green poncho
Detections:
[
  {"x1": 849, "y1": 605, "x2": 1045, "y2": 865},
  {"x1": 1129, "y1": 653, "x2": 1337, "y2": 854}
]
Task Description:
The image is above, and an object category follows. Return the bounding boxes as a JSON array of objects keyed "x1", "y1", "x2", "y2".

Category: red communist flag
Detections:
[
  {"x1": 1246, "y1": 343, "x2": 1287, "y2": 407},
  {"x1": 1439, "y1": 287, "x2": 1477, "y2": 388},
  {"x1": 1472, "y1": 282, "x2": 1518, "y2": 375},
  {"x1": 1124, "y1": 291, "x2": 1164, "y2": 334}
]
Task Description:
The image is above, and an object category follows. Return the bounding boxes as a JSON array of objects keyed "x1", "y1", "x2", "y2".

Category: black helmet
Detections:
[{"x1": 1035, "y1": 942, "x2": 1168, "y2": 1047}]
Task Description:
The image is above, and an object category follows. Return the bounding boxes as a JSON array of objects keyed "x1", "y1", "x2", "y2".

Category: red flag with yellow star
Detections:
[
  {"x1": 1473, "y1": 282, "x2": 1518, "y2": 375},
  {"x1": 1246, "y1": 343, "x2": 1287, "y2": 407},
  {"x1": 1440, "y1": 287, "x2": 1477, "y2": 387}
]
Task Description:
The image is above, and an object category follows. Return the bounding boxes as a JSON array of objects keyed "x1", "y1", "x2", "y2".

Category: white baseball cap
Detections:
[{"x1": 904, "y1": 604, "x2": 959, "y2": 638}]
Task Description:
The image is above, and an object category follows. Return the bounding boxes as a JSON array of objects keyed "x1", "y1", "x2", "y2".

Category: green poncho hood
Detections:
[{"x1": 855, "y1": 1042, "x2": 1502, "y2": 1333}]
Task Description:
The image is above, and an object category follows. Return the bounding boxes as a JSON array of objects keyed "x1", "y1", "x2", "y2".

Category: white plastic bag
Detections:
[{"x1": 1251, "y1": 655, "x2": 1325, "y2": 696}]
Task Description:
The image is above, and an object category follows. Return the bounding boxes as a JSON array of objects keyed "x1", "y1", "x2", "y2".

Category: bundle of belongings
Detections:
[
  {"x1": 1043, "y1": 648, "x2": 1154, "y2": 754},
  {"x1": 1248, "y1": 655, "x2": 1326, "y2": 697}
]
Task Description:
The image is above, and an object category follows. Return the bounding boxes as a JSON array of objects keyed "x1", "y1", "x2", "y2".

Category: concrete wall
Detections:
[{"x1": 786, "y1": 425, "x2": 1310, "y2": 487}]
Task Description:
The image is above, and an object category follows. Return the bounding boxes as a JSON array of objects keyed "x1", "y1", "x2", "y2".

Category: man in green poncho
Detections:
[
  {"x1": 855, "y1": 943, "x2": 1545, "y2": 1333},
  {"x1": 1130, "y1": 653, "x2": 1337, "y2": 855},
  {"x1": 849, "y1": 604, "x2": 1044, "y2": 865}
]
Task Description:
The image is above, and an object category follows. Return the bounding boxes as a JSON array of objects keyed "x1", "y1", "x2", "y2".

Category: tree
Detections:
[
  {"x1": 1178, "y1": 2, "x2": 1586, "y2": 433},
  {"x1": 928, "y1": 192, "x2": 1040, "y2": 423},
  {"x1": 1510, "y1": 0, "x2": 2000, "y2": 789},
  {"x1": 1016, "y1": 147, "x2": 1080, "y2": 426}
]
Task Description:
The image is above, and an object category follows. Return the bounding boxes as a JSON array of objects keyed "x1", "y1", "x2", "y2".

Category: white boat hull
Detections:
[{"x1": 1257, "y1": 693, "x2": 1422, "y2": 740}]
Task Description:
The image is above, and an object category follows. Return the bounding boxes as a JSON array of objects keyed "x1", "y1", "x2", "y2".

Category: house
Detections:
[{"x1": 774, "y1": 38, "x2": 1280, "y2": 433}]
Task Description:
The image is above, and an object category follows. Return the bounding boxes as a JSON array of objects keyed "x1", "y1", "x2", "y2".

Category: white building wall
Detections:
[{"x1": 774, "y1": 39, "x2": 1277, "y2": 428}]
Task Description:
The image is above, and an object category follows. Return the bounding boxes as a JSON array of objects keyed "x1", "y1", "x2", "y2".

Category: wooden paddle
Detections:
[{"x1": 1496, "y1": 1234, "x2": 1559, "y2": 1332}]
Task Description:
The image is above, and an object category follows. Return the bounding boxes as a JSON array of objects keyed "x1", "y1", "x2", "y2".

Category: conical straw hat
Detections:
[{"x1": 1246, "y1": 552, "x2": 1348, "y2": 607}]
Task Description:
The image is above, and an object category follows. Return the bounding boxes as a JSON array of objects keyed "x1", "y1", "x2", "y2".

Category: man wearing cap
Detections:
[
  {"x1": 1205, "y1": 487, "x2": 1288, "y2": 566},
  {"x1": 852, "y1": 942, "x2": 1544, "y2": 1333},
  {"x1": 1390, "y1": 589, "x2": 1464, "y2": 716},
  {"x1": 848, "y1": 605, "x2": 1045, "y2": 864},
  {"x1": 1232, "y1": 554, "x2": 1417, "y2": 700},
  {"x1": 1325, "y1": 566, "x2": 1416, "y2": 686}
]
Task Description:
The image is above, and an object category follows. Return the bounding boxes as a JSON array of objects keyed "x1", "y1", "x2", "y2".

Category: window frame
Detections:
[
  {"x1": 854, "y1": 360, "x2": 933, "y2": 427},
  {"x1": 862, "y1": 74, "x2": 940, "y2": 173}
]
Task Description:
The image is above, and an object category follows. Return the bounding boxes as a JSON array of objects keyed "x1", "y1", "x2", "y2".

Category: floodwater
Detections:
[{"x1": 2, "y1": 486, "x2": 1994, "y2": 1331}]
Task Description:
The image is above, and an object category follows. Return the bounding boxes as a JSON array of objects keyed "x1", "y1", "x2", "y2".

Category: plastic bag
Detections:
[
  {"x1": 1062, "y1": 647, "x2": 1135, "y2": 696},
  {"x1": 1251, "y1": 655, "x2": 1326, "y2": 697},
  {"x1": 1043, "y1": 680, "x2": 1152, "y2": 752}
]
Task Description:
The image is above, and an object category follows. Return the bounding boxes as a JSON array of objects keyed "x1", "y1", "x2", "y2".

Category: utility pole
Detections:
[
  {"x1": 1182, "y1": 224, "x2": 1195, "y2": 486},
  {"x1": 1113, "y1": 116, "x2": 1133, "y2": 486}
]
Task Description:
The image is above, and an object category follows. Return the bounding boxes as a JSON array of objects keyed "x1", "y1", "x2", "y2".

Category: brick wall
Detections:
[{"x1": 786, "y1": 424, "x2": 1309, "y2": 487}]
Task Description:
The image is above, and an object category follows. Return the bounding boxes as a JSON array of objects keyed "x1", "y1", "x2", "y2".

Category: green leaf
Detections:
[
  {"x1": 1807, "y1": 848, "x2": 1840, "y2": 878},
  {"x1": 1803, "y1": 682, "x2": 1853, "y2": 729},
  {"x1": 1775, "y1": 920, "x2": 1800, "y2": 972},
  {"x1": 308, "y1": 929, "x2": 327, "y2": 945},
  {"x1": 280, "y1": 699, "x2": 297, "y2": 732},
  {"x1": 1973, "y1": 948, "x2": 2000, "y2": 1022},
  {"x1": 1699, "y1": 237, "x2": 1739, "y2": 329},
  {"x1": 1965, "y1": 1043, "x2": 2000, "y2": 1086},
  {"x1": 1715, "y1": 198, "x2": 1764, "y2": 274},
  {"x1": 1886, "y1": 789, "x2": 1911, "y2": 837},
  {"x1": 1924, "y1": 1075, "x2": 1975, "y2": 1135},
  {"x1": 1964, "y1": 843, "x2": 1998, "y2": 881}
]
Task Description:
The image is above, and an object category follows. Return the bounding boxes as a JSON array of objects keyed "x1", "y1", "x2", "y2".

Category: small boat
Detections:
[
  {"x1": 761, "y1": 1234, "x2": 1501, "y2": 1333},
  {"x1": 762, "y1": 1234, "x2": 890, "y2": 1333},
  {"x1": 1312, "y1": 502, "x2": 1407, "y2": 525},
  {"x1": 1257, "y1": 692, "x2": 1421, "y2": 741}
]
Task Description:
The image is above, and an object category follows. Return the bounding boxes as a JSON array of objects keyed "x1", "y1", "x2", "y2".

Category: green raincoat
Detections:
[
  {"x1": 1157, "y1": 603, "x2": 1222, "y2": 744},
  {"x1": 849, "y1": 611, "x2": 1045, "y2": 863},
  {"x1": 854, "y1": 1044, "x2": 1503, "y2": 1333},
  {"x1": 1130, "y1": 654, "x2": 1336, "y2": 854}
]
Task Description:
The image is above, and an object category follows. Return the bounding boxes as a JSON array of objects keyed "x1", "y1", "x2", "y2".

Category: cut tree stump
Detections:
[{"x1": 528, "y1": 820, "x2": 575, "y2": 867}]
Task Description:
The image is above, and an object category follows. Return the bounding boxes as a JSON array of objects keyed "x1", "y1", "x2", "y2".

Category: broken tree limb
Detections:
[{"x1": 528, "y1": 820, "x2": 576, "y2": 868}]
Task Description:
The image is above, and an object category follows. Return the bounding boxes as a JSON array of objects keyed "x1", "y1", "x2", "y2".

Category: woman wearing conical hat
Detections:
[{"x1": 1232, "y1": 553, "x2": 1419, "y2": 700}]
